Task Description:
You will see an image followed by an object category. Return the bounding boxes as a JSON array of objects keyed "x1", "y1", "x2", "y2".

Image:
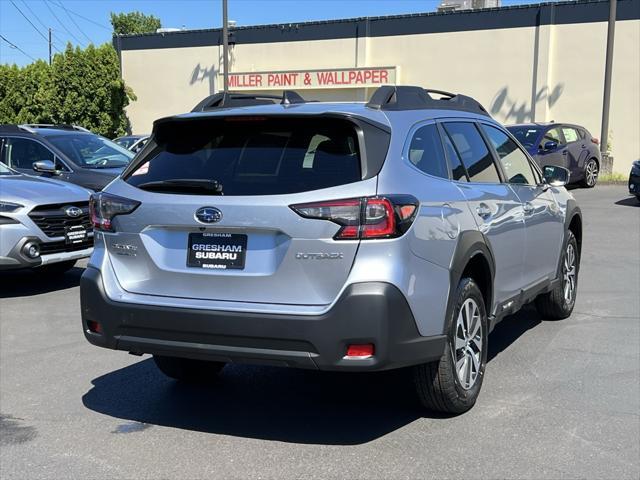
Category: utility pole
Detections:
[
  {"x1": 48, "y1": 28, "x2": 52, "y2": 65},
  {"x1": 222, "y1": 0, "x2": 229, "y2": 92},
  {"x1": 600, "y1": 0, "x2": 616, "y2": 156}
]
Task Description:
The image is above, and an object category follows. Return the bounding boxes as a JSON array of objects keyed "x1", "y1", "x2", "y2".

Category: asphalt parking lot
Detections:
[{"x1": 0, "y1": 185, "x2": 638, "y2": 480}]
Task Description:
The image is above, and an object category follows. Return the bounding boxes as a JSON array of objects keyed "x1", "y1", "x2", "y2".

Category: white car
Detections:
[{"x1": 0, "y1": 162, "x2": 93, "y2": 273}]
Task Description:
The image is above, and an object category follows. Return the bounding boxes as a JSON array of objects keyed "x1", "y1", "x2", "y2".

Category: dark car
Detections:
[
  {"x1": 507, "y1": 123, "x2": 601, "y2": 188},
  {"x1": 0, "y1": 124, "x2": 135, "y2": 191},
  {"x1": 629, "y1": 160, "x2": 640, "y2": 202},
  {"x1": 114, "y1": 134, "x2": 150, "y2": 153}
]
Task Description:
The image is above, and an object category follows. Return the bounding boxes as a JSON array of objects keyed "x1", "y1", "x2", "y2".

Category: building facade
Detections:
[{"x1": 117, "y1": 0, "x2": 640, "y2": 173}]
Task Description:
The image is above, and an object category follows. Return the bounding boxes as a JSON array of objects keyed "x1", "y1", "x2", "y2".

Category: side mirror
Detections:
[
  {"x1": 32, "y1": 160, "x2": 58, "y2": 174},
  {"x1": 542, "y1": 140, "x2": 558, "y2": 151},
  {"x1": 543, "y1": 165, "x2": 570, "y2": 187}
]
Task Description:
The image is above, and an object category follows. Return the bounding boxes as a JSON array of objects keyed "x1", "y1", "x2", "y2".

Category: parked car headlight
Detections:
[{"x1": 0, "y1": 201, "x2": 23, "y2": 213}]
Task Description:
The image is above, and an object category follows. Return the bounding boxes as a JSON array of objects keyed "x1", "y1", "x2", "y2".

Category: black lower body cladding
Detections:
[{"x1": 80, "y1": 267, "x2": 445, "y2": 371}]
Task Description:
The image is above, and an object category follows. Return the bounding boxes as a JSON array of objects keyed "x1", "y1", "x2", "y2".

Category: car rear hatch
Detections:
[{"x1": 98, "y1": 113, "x2": 390, "y2": 306}]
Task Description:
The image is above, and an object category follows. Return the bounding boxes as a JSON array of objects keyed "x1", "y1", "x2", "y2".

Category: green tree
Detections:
[
  {"x1": 0, "y1": 44, "x2": 135, "y2": 138},
  {"x1": 49, "y1": 43, "x2": 135, "y2": 137},
  {"x1": 110, "y1": 11, "x2": 161, "y2": 35}
]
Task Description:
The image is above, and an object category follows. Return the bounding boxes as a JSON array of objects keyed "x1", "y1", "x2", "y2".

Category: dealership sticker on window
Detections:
[{"x1": 223, "y1": 67, "x2": 398, "y2": 90}]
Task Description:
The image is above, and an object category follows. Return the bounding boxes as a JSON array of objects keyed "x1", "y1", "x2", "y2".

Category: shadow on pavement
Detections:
[
  {"x1": 614, "y1": 196, "x2": 639, "y2": 207},
  {"x1": 82, "y1": 307, "x2": 541, "y2": 445},
  {"x1": 0, "y1": 265, "x2": 84, "y2": 299}
]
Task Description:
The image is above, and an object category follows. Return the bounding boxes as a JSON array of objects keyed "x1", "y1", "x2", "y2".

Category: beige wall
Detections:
[{"x1": 121, "y1": 19, "x2": 640, "y2": 173}]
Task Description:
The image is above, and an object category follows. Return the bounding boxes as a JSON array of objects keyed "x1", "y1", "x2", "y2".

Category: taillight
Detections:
[
  {"x1": 90, "y1": 192, "x2": 140, "y2": 232},
  {"x1": 591, "y1": 138, "x2": 600, "y2": 145},
  {"x1": 290, "y1": 195, "x2": 418, "y2": 240}
]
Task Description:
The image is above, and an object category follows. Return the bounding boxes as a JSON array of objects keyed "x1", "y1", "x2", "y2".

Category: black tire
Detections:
[
  {"x1": 153, "y1": 355, "x2": 225, "y2": 383},
  {"x1": 581, "y1": 158, "x2": 599, "y2": 188},
  {"x1": 413, "y1": 278, "x2": 488, "y2": 414},
  {"x1": 535, "y1": 230, "x2": 579, "y2": 320},
  {"x1": 39, "y1": 260, "x2": 77, "y2": 275}
]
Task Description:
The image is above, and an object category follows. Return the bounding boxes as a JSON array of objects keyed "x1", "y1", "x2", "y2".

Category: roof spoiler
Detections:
[
  {"x1": 366, "y1": 85, "x2": 489, "y2": 116},
  {"x1": 191, "y1": 90, "x2": 306, "y2": 112}
]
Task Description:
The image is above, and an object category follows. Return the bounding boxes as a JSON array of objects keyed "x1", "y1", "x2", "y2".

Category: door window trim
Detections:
[
  {"x1": 438, "y1": 119, "x2": 506, "y2": 185},
  {"x1": 477, "y1": 120, "x2": 543, "y2": 187}
]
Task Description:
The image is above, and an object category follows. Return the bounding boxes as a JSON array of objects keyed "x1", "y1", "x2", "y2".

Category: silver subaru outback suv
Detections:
[
  {"x1": 81, "y1": 86, "x2": 582, "y2": 414},
  {"x1": 1, "y1": 162, "x2": 93, "y2": 272}
]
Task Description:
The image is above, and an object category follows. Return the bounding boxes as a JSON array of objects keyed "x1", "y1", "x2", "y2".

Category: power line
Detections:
[
  {"x1": 47, "y1": 1, "x2": 112, "y2": 31},
  {"x1": 0, "y1": 34, "x2": 38, "y2": 62},
  {"x1": 55, "y1": 0, "x2": 94, "y2": 44},
  {"x1": 9, "y1": 0, "x2": 55, "y2": 48},
  {"x1": 43, "y1": 0, "x2": 86, "y2": 47},
  {"x1": 19, "y1": 0, "x2": 65, "y2": 51},
  {"x1": 9, "y1": 0, "x2": 62, "y2": 54}
]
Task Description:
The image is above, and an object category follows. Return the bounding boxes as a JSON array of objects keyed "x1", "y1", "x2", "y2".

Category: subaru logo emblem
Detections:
[
  {"x1": 195, "y1": 207, "x2": 222, "y2": 224},
  {"x1": 65, "y1": 206, "x2": 83, "y2": 218}
]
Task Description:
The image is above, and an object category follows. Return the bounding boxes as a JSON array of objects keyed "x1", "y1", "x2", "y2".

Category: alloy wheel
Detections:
[
  {"x1": 585, "y1": 160, "x2": 598, "y2": 187},
  {"x1": 563, "y1": 243, "x2": 577, "y2": 304},
  {"x1": 452, "y1": 298, "x2": 483, "y2": 390}
]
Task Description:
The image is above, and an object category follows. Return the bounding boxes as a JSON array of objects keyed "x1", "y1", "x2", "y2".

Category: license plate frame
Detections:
[
  {"x1": 65, "y1": 225, "x2": 87, "y2": 245},
  {"x1": 187, "y1": 232, "x2": 247, "y2": 270}
]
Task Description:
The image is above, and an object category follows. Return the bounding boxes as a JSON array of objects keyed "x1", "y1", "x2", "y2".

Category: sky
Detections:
[{"x1": 1, "y1": 0, "x2": 564, "y2": 66}]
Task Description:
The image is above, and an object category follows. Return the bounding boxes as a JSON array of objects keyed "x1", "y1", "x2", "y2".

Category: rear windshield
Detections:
[{"x1": 125, "y1": 117, "x2": 362, "y2": 195}]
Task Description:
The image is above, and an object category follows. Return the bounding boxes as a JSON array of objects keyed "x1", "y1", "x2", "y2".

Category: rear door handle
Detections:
[
  {"x1": 476, "y1": 204, "x2": 491, "y2": 218},
  {"x1": 523, "y1": 202, "x2": 534, "y2": 215}
]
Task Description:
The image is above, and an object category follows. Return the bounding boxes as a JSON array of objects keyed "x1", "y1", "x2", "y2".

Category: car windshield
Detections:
[
  {"x1": 506, "y1": 126, "x2": 544, "y2": 149},
  {"x1": 0, "y1": 162, "x2": 17, "y2": 175},
  {"x1": 46, "y1": 134, "x2": 134, "y2": 169}
]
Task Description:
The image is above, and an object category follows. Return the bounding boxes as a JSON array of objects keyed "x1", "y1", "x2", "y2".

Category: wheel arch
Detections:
[{"x1": 446, "y1": 231, "x2": 495, "y2": 334}]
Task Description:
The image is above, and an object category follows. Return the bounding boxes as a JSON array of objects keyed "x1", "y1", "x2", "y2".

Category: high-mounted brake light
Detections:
[
  {"x1": 290, "y1": 195, "x2": 418, "y2": 240},
  {"x1": 90, "y1": 192, "x2": 140, "y2": 232}
]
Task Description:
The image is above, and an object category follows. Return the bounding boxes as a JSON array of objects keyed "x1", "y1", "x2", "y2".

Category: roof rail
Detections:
[
  {"x1": 192, "y1": 90, "x2": 306, "y2": 112},
  {"x1": 365, "y1": 85, "x2": 489, "y2": 116},
  {"x1": 18, "y1": 124, "x2": 91, "y2": 132},
  {"x1": 0, "y1": 124, "x2": 35, "y2": 134}
]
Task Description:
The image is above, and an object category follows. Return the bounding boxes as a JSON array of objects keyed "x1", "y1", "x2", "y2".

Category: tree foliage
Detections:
[
  {"x1": 110, "y1": 11, "x2": 161, "y2": 35},
  {"x1": 0, "y1": 44, "x2": 136, "y2": 138}
]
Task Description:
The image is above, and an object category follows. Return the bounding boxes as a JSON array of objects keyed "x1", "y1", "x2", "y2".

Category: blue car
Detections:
[{"x1": 507, "y1": 123, "x2": 601, "y2": 187}]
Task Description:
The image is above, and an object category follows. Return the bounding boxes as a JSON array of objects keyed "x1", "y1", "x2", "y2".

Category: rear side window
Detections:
[
  {"x1": 482, "y1": 125, "x2": 537, "y2": 185},
  {"x1": 126, "y1": 118, "x2": 361, "y2": 195},
  {"x1": 407, "y1": 124, "x2": 448, "y2": 179},
  {"x1": 561, "y1": 127, "x2": 580, "y2": 143},
  {"x1": 442, "y1": 122, "x2": 501, "y2": 183}
]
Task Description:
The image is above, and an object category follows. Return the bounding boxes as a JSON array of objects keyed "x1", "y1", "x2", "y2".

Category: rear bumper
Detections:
[{"x1": 80, "y1": 267, "x2": 446, "y2": 371}]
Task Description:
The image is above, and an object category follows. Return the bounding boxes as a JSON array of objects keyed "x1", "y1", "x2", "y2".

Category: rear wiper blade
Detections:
[{"x1": 136, "y1": 179, "x2": 224, "y2": 194}]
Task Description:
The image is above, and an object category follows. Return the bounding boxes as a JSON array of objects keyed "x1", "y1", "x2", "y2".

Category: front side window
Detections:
[
  {"x1": 46, "y1": 134, "x2": 134, "y2": 169},
  {"x1": 540, "y1": 127, "x2": 565, "y2": 148},
  {"x1": 2, "y1": 137, "x2": 54, "y2": 170},
  {"x1": 407, "y1": 123, "x2": 448, "y2": 179},
  {"x1": 482, "y1": 125, "x2": 537, "y2": 185},
  {"x1": 442, "y1": 122, "x2": 501, "y2": 183}
]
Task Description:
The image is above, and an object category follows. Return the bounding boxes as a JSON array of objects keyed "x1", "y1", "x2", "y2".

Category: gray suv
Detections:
[{"x1": 81, "y1": 86, "x2": 582, "y2": 414}]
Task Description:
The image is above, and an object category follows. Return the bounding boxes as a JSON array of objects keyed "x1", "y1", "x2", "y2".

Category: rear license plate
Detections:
[
  {"x1": 187, "y1": 232, "x2": 247, "y2": 270},
  {"x1": 65, "y1": 225, "x2": 87, "y2": 245}
]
